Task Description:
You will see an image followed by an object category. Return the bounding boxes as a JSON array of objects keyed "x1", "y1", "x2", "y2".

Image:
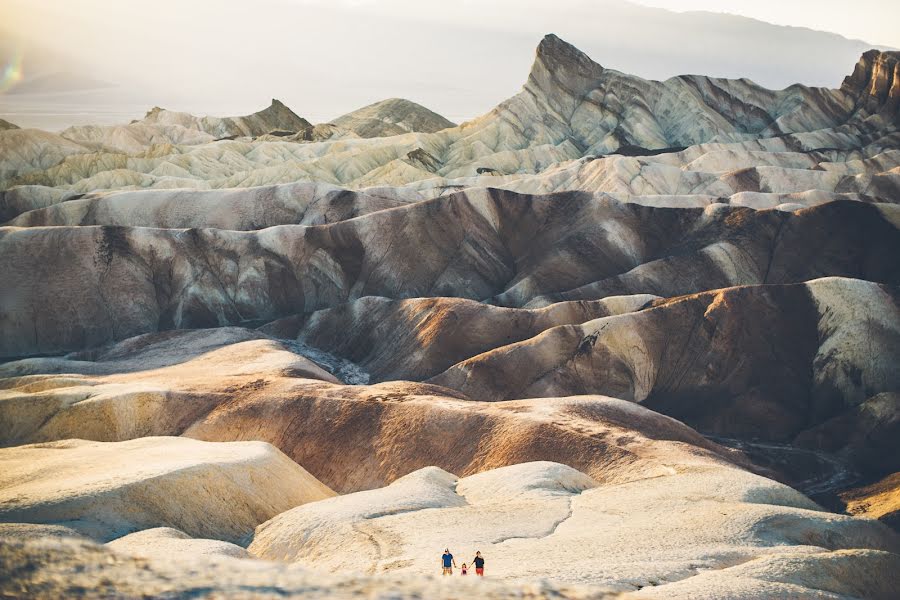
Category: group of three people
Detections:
[{"x1": 441, "y1": 549, "x2": 484, "y2": 576}]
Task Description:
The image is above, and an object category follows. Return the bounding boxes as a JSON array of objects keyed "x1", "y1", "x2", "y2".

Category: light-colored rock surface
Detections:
[
  {"x1": 106, "y1": 527, "x2": 251, "y2": 560},
  {"x1": 633, "y1": 549, "x2": 900, "y2": 599},
  {"x1": 0, "y1": 535, "x2": 622, "y2": 599},
  {"x1": 0, "y1": 437, "x2": 334, "y2": 542},
  {"x1": 249, "y1": 461, "x2": 899, "y2": 594},
  {"x1": 2, "y1": 39, "x2": 898, "y2": 203},
  {"x1": 0, "y1": 328, "x2": 339, "y2": 445},
  {"x1": 59, "y1": 100, "x2": 319, "y2": 154}
]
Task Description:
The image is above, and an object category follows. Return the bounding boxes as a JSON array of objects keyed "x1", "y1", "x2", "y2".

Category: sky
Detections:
[
  {"x1": 1, "y1": 0, "x2": 896, "y2": 129},
  {"x1": 630, "y1": 1, "x2": 899, "y2": 48}
]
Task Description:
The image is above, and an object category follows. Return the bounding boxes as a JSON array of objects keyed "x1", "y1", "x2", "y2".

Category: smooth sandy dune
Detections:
[
  {"x1": 106, "y1": 527, "x2": 251, "y2": 560},
  {"x1": 0, "y1": 437, "x2": 334, "y2": 542}
]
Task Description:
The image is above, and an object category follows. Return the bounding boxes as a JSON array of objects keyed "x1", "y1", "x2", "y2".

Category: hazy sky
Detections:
[
  {"x1": 2, "y1": 0, "x2": 896, "y2": 128},
  {"x1": 630, "y1": 1, "x2": 899, "y2": 47}
]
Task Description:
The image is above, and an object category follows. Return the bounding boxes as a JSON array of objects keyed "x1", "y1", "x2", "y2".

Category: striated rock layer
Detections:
[
  {"x1": 2, "y1": 194, "x2": 898, "y2": 359},
  {"x1": 1, "y1": 37, "x2": 898, "y2": 199}
]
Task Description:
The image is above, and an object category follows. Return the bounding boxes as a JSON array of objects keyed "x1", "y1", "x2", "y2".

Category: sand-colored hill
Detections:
[
  {"x1": 247, "y1": 461, "x2": 900, "y2": 596},
  {"x1": 0, "y1": 437, "x2": 334, "y2": 542}
]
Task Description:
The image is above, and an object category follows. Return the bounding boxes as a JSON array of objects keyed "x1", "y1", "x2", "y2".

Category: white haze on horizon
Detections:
[{"x1": 1, "y1": 0, "x2": 896, "y2": 130}]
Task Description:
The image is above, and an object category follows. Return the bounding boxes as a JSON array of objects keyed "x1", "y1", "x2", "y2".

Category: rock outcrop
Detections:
[
  {"x1": 841, "y1": 50, "x2": 900, "y2": 122},
  {"x1": 259, "y1": 294, "x2": 657, "y2": 382},
  {"x1": 4, "y1": 181, "x2": 410, "y2": 229}
]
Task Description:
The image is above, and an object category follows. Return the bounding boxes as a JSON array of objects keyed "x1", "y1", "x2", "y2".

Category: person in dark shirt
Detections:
[
  {"x1": 472, "y1": 551, "x2": 485, "y2": 576},
  {"x1": 441, "y1": 548, "x2": 456, "y2": 575}
]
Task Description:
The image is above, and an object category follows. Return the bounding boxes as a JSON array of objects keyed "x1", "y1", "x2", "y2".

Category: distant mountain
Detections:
[
  {"x1": 332, "y1": 99, "x2": 456, "y2": 138},
  {"x1": 140, "y1": 99, "x2": 314, "y2": 139},
  {"x1": 54, "y1": 99, "x2": 345, "y2": 154}
]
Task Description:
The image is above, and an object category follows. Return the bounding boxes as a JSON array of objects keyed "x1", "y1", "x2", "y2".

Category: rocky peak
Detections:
[
  {"x1": 841, "y1": 50, "x2": 900, "y2": 120},
  {"x1": 525, "y1": 34, "x2": 605, "y2": 118},
  {"x1": 255, "y1": 99, "x2": 312, "y2": 131},
  {"x1": 534, "y1": 34, "x2": 603, "y2": 75}
]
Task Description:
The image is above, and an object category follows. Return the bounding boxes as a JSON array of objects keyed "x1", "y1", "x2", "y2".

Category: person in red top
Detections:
[
  {"x1": 460, "y1": 563, "x2": 468, "y2": 575},
  {"x1": 472, "y1": 551, "x2": 485, "y2": 576}
]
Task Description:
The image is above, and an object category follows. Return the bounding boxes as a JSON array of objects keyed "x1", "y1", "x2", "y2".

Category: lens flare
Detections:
[{"x1": 0, "y1": 50, "x2": 24, "y2": 94}]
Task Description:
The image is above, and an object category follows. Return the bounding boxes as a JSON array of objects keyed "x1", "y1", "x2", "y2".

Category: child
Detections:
[{"x1": 460, "y1": 563, "x2": 468, "y2": 576}]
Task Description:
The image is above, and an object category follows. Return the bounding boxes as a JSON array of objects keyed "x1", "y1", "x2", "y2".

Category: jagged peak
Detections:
[
  {"x1": 533, "y1": 34, "x2": 604, "y2": 76},
  {"x1": 255, "y1": 99, "x2": 311, "y2": 129},
  {"x1": 840, "y1": 50, "x2": 900, "y2": 118},
  {"x1": 525, "y1": 34, "x2": 605, "y2": 113}
]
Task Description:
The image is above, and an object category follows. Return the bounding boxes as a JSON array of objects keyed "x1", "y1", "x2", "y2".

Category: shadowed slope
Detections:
[
  {"x1": 2, "y1": 194, "x2": 898, "y2": 359},
  {"x1": 430, "y1": 278, "x2": 900, "y2": 443}
]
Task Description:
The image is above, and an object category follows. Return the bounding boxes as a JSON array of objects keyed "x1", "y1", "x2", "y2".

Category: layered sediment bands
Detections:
[
  {"x1": 2, "y1": 194, "x2": 898, "y2": 359},
  {"x1": 0, "y1": 328, "x2": 749, "y2": 493},
  {"x1": 2, "y1": 39, "x2": 898, "y2": 196},
  {"x1": 4, "y1": 182, "x2": 410, "y2": 229},
  {"x1": 259, "y1": 294, "x2": 657, "y2": 382},
  {"x1": 430, "y1": 278, "x2": 900, "y2": 442}
]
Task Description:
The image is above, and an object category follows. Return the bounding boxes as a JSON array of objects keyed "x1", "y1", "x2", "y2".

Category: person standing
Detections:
[
  {"x1": 472, "y1": 551, "x2": 485, "y2": 576},
  {"x1": 441, "y1": 548, "x2": 456, "y2": 575}
]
